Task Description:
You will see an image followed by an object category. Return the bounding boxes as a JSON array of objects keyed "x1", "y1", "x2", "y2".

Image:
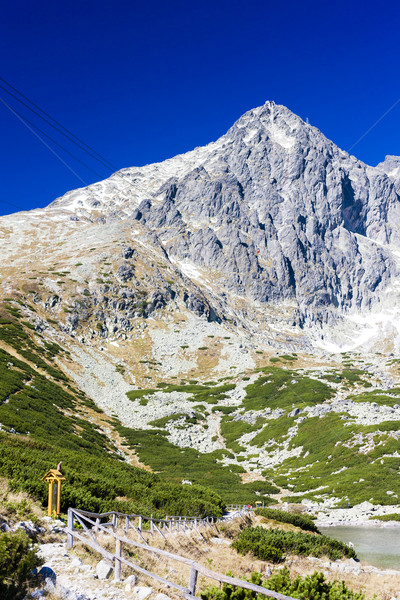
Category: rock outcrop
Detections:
[{"x1": 2, "y1": 101, "x2": 400, "y2": 350}]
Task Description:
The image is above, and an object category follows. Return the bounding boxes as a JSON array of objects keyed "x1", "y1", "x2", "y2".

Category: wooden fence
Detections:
[{"x1": 66, "y1": 508, "x2": 296, "y2": 600}]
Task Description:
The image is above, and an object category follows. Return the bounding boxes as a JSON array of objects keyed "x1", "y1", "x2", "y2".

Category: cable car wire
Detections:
[
  {"x1": 0, "y1": 76, "x2": 117, "y2": 170},
  {"x1": 0, "y1": 96, "x2": 88, "y2": 186},
  {"x1": 0, "y1": 80, "x2": 117, "y2": 172},
  {"x1": 0, "y1": 197, "x2": 26, "y2": 211},
  {"x1": 0, "y1": 96, "x2": 105, "y2": 180}
]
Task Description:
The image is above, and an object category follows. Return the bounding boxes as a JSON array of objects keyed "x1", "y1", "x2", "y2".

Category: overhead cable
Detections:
[
  {"x1": 0, "y1": 96, "x2": 88, "y2": 185},
  {"x1": 0, "y1": 80, "x2": 117, "y2": 172},
  {"x1": 0, "y1": 96, "x2": 105, "y2": 179}
]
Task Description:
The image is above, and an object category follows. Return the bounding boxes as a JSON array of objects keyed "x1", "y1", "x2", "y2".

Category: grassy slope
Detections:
[
  {"x1": 0, "y1": 301, "x2": 224, "y2": 517},
  {"x1": 2, "y1": 297, "x2": 400, "y2": 511}
]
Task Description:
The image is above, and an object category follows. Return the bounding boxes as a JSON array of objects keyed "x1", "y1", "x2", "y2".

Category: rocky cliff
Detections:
[{"x1": 1, "y1": 101, "x2": 400, "y2": 353}]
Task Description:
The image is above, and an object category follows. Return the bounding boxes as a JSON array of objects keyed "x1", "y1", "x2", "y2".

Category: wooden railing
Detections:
[{"x1": 66, "y1": 508, "x2": 295, "y2": 600}]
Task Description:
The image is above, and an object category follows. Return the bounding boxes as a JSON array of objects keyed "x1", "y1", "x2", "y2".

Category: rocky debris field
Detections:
[
  {"x1": 33, "y1": 541, "x2": 158, "y2": 600},
  {"x1": 310, "y1": 501, "x2": 400, "y2": 527}
]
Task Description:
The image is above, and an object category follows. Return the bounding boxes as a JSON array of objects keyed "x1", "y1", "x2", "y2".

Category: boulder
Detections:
[
  {"x1": 14, "y1": 520, "x2": 44, "y2": 538},
  {"x1": 30, "y1": 591, "x2": 45, "y2": 599},
  {"x1": 133, "y1": 586, "x2": 153, "y2": 600},
  {"x1": 44, "y1": 576, "x2": 56, "y2": 593},
  {"x1": 37, "y1": 566, "x2": 57, "y2": 585},
  {"x1": 96, "y1": 559, "x2": 113, "y2": 580},
  {"x1": 124, "y1": 574, "x2": 138, "y2": 591},
  {"x1": 70, "y1": 557, "x2": 83, "y2": 568}
]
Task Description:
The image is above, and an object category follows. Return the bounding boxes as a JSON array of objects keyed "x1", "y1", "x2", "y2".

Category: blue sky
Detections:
[{"x1": 1, "y1": 0, "x2": 400, "y2": 216}]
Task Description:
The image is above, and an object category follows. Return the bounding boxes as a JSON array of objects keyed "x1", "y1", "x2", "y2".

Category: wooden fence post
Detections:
[
  {"x1": 125, "y1": 516, "x2": 129, "y2": 535},
  {"x1": 67, "y1": 508, "x2": 74, "y2": 549},
  {"x1": 138, "y1": 516, "x2": 142, "y2": 532},
  {"x1": 114, "y1": 538, "x2": 122, "y2": 582},
  {"x1": 151, "y1": 516, "x2": 154, "y2": 534},
  {"x1": 188, "y1": 565, "x2": 198, "y2": 596}
]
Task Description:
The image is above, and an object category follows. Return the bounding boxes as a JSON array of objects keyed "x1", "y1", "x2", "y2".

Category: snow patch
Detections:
[{"x1": 269, "y1": 125, "x2": 296, "y2": 150}]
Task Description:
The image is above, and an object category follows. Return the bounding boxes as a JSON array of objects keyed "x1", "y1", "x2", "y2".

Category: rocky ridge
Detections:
[{"x1": 1, "y1": 101, "x2": 400, "y2": 354}]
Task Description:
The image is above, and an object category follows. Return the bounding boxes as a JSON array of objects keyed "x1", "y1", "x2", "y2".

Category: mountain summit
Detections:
[{"x1": 1, "y1": 101, "x2": 400, "y2": 353}]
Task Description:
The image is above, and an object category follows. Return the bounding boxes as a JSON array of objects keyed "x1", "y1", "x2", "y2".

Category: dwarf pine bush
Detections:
[
  {"x1": 0, "y1": 530, "x2": 42, "y2": 600},
  {"x1": 201, "y1": 567, "x2": 371, "y2": 600}
]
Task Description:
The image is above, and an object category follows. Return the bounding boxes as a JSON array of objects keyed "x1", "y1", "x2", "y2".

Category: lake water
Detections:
[{"x1": 320, "y1": 526, "x2": 400, "y2": 571}]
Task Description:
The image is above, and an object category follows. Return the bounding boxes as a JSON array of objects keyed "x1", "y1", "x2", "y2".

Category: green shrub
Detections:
[
  {"x1": 126, "y1": 382, "x2": 235, "y2": 406},
  {"x1": 201, "y1": 568, "x2": 370, "y2": 600},
  {"x1": 232, "y1": 527, "x2": 356, "y2": 561},
  {"x1": 255, "y1": 508, "x2": 320, "y2": 533},
  {"x1": 373, "y1": 513, "x2": 400, "y2": 521},
  {"x1": 211, "y1": 406, "x2": 237, "y2": 414},
  {"x1": 242, "y1": 367, "x2": 333, "y2": 412},
  {"x1": 0, "y1": 530, "x2": 42, "y2": 600}
]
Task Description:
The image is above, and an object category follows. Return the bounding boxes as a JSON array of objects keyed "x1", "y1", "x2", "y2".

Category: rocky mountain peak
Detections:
[{"x1": 1, "y1": 101, "x2": 400, "y2": 354}]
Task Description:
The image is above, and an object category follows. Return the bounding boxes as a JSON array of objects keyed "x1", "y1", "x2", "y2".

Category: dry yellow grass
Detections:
[{"x1": 0, "y1": 476, "x2": 44, "y2": 521}]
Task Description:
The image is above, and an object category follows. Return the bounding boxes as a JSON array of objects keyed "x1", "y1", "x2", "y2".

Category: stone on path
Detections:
[
  {"x1": 96, "y1": 559, "x2": 113, "y2": 580},
  {"x1": 133, "y1": 586, "x2": 153, "y2": 600},
  {"x1": 70, "y1": 557, "x2": 83, "y2": 568},
  {"x1": 38, "y1": 565, "x2": 57, "y2": 584},
  {"x1": 124, "y1": 574, "x2": 138, "y2": 591}
]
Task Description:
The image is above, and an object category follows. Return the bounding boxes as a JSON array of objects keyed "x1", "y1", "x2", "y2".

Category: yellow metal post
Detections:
[
  {"x1": 42, "y1": 468, "x2": 66, "y2": 517},
  {"x1": 56, "y1": 480, "x2": 62, "y2": 516},
  {"x1": 48, "y1": 480, "x2": 53, "y2": 516}
]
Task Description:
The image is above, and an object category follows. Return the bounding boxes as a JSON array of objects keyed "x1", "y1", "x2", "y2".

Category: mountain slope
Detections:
[
  {"x1": 1, "y1": 102, "x2": 400, "y2": 513},
  {"x1": 1, "y1": 101, "x2": 400, "y2": 354}
]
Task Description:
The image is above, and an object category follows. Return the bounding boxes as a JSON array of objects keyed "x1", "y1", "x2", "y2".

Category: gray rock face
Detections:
[
  {"x1": 142, "y1": 105, "x2": 398, "y2": 325},
  {"x1": 10, "y1": 101, "x2": 400, "y2": 346}
]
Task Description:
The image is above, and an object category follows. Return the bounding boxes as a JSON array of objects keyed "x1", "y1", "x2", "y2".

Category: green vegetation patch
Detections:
[
  {"x1": 220, "y1": 416, "x2": 266, "y2": 453},
  {"x1": 350, "y1": 389, "x2": 400, "y2": 407},
  {"x1": 148, "y1": 412, "x2": 200, "y2": 428},
  {"x1": 115, "y1": 425, "x2": 272, "y2": 506},
  {"x1": 322, "y1": 368, "x2": 372, "y2": 387},
  {"x1": 211, "y1": 406, "x2": 237, "y2": 414},
  {"x1": 0, "y1": 313, "x2": 67, "y2": 381},
  {"x1": 255, "y1": 507, "x2": 319, "y2": 533},
  {"x1": 250, "y1": 414, "x2": 296, "y2": 448},
  {"x1": 242, "y1": 367, "x2": 333, "y2": 412},
  {"x1": 0, "y1": 529, "x2": 43, "y2": 600},
  {"x1": 271, "y1": 413, "x2": 400, "y2": 505},
  {"x1": 232, "y1": 526, "x2": 356, "y2": 562},
  {"x1": 373, "y1": 513, "x2": 400, "y2": 521},
  {"x1": 201, "y1": 567, "x2": 372, "y2": 600},
  {"x1": 127, "y1": 382, "x2": 235, "y2": 406}
]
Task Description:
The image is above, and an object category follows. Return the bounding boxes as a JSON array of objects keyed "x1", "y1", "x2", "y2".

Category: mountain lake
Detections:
[{"x1": 320, "y1": 526, "x2": 400, "y2": 570}]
